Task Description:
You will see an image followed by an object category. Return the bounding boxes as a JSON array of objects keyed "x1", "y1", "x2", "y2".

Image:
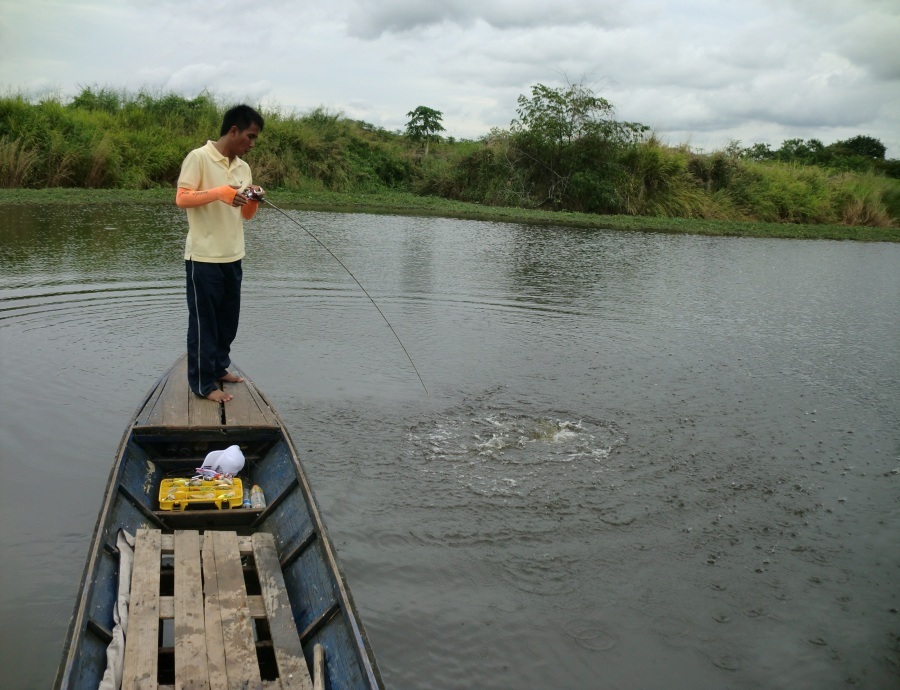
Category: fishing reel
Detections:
[{"x1": 244, "y1": 186, "x2": 265, "y2": 202}]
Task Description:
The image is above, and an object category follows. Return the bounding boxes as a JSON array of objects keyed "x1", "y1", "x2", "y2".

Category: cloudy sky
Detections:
[{"x1": 2, "y1": 0, "x2": 898, "y2": 156}]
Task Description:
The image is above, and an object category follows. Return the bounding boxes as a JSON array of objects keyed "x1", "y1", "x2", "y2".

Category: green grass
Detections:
[
  {"x1": 2, "y1": 188, "x2": 896, "y2": 242},
  {"x1": 2, "y1": 89, "x2": 897, "y2": 238}
]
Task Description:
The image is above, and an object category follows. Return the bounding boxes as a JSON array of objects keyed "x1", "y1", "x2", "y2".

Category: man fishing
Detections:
[{"x1": 176, "y1": 104, "x2": 265, "y2": 403}]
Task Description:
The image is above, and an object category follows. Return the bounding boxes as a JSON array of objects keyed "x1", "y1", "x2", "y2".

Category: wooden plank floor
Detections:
[
  {"x1": 174, "y1": 530, "x2": 208, "y2": 687},
  {"x1": 123, "y1": 528, "x2": 162, "y2": 688},
  {"x1": 123, "y1": 529, "x2": 314, "y2": 690},
  {"x1": 206, "y1": 530, "x2": 261, "y2": 687},
  {"x1": 226, "y1": 366, "x2": 280, "y2": 428},
  {"x1": 135, "y1": 356, "x2": 280, "y2": 429},
  {"x1": 252, "y1": 533, "x2": 314, "y2": 690}
]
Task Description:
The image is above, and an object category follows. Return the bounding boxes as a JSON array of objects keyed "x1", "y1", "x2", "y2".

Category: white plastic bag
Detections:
[{"x1": 199, "y1": 444, "x2": 245, "y2": 476}]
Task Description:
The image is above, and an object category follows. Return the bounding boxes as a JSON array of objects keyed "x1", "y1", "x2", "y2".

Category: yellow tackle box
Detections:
[{"x1": 158, "y1": 477, "x2": 243, "y2": 511}]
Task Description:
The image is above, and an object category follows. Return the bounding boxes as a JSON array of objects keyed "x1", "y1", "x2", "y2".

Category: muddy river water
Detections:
[{"x1": 1, "y1": 203, "x2": 898, "y2": 688}]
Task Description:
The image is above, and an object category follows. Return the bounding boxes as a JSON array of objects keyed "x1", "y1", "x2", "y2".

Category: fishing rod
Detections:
[{"x1": 249, "y1": 190, "x2": 428, "y2": 394}]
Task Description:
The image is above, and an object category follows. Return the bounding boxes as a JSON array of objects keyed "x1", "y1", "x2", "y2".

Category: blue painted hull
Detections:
[{"x1": 55, "y1": 358, "x2": 383, "y2": 689}]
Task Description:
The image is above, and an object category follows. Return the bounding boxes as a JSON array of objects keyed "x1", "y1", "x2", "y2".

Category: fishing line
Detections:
[{"x1": 257, "y1": 196, "x2": 428, "y2": 394}]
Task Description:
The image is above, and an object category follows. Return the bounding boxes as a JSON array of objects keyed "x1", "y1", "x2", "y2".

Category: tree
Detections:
[
  {"x1": 511, "y1": 82, "x2": 646, "y2": 149},
  {"x1": 69, "y1": 86, "x2": 122, "y2": 114},
  {"x1": 405, "y1": 106, "x2": 445, "y2": 157},
  {"x1": 740, "y1": 135, "x2": 890, "y2": 171},
  {"x1": 512, "y1": 83, "x2": 611, "y2": 146},
  {"x1": 741, "y1": 142, "x2": 775, "y2": 161},
  {"x1": 774, "y1": 138, "x2": 825, "y2": 164},
  {"x1": 506, "y1": 81, "x2": 647, "y2": 209},
  {"x1": 830, "y1": 135, "x2": 886, "y2": 160}
]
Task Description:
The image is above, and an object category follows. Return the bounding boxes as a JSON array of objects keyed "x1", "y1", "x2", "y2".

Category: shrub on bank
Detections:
[{"x1": 1, "y1": 88, "x2": 897, "y2": 228}]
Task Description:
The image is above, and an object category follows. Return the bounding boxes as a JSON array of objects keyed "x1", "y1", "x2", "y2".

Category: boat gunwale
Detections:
[
  {"x1": 54, "y1": 365, "x2": 169, "y2": 689},
  {"x1": 54, "y1": 357, "x2": 384, "y2": 689}
]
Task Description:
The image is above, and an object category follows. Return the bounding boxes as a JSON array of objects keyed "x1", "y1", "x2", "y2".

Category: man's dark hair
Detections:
[{"x1": 220, "y1": 104, "x2": 265, "y2": 136}]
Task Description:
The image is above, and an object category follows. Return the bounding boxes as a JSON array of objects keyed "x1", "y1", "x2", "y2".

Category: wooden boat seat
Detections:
[{"x1": 122, "y1": 528, "x2": 318, "y2": 689}]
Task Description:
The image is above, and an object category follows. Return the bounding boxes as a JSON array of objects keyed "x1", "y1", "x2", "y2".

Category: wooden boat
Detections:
[{"x1": 55, "y1": 355, "x2": 383, "y2": 689}]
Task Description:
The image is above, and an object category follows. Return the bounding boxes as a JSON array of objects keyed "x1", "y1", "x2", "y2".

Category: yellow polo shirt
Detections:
[{"x1": 178, "y1": 141, "x2": 253, "y2": 262}]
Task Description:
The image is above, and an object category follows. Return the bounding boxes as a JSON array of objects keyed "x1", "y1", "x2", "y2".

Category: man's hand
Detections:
[{"x1": 230, "y1": 185, "x2": 249, "y2": 207}]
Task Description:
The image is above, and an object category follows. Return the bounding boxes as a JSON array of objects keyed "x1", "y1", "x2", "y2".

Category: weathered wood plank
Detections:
[
  {"x1": 141, "y1": 355, "x2": 222, "y2": 427},
  {"x1": 202, "y1": 531, "x2": 228, "y2": 690},
  {"x1": 223, "y1": 376, "x2": 258, "y2": 426},
  {"x1": 134, "y1": 356, "x2": 285, "y2": 429},
  {"x1": 252, "y1": 532, "x2": 314, "y2": 690},
  {"x1": 244, "y1": 380, "x2": 280, "y2": 427},
  {"x1": 157, "y1": 678, "x2": 284, "y2": 690},
  {"x1": 188, "y1": 390, "x2": 222, "y2": 427},
  {"x1": 224, "y1": 377, "x2": 279, "y2": 427},
  {"x1": 135, "y1": 370, "x2": 170, "y2": 426},
  {"x1": 209, "y1": 530, "x2": 262, "y2": 689},
  {"x1": 123, "y1": 528, "x2": 162, "y2": 689},
  {"x1": 225, "y1": 366, "x2": 278, "y2": 426},
  {"x1": 161, "y1": 594, "x2": 267, "y2": 620},
  {"x1": 224, "y1": 381, "x2": 271, "y2": 427},
  {"x1": 313, "y1": 644, "x2": 325, "y2": 690},
  {"x1": 174, "y1": 530, "x2": 209, "y2": 689},
  {"x1": 150, "y1": 356, "x2": 190, "y2": 427},
  {"x1": 162, "y1": 533, "x2": 254, "y2": 555}
]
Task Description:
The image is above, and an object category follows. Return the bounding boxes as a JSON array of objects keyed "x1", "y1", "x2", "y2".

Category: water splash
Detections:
[{"x1": 408, "y1": 407, "x2": 627, "y2": 499}]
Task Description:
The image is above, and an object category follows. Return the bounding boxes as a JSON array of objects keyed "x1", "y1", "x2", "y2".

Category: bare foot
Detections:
[
  {"x1": 205, "y1": 389, "x2": 234, "y2": 403},
  {"x1": 218, "y1": 371, "x2": 244, "y2": 383}
]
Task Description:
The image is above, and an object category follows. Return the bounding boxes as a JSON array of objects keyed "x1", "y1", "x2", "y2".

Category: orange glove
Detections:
[
  {"x1": 175, "y1": 185, "x2": 238, "y2": 208},
  {"x1": 241, "y1": 197, "x2": 259, "y2": 220}
]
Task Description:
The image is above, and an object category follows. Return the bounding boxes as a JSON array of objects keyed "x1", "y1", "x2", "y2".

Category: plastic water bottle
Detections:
[
  {"x1": 242, "y1": 485, "x2": 252, "y2": 509},
  {"x1": 250, "y1": 484, "x2": 266, "y2": 509}
]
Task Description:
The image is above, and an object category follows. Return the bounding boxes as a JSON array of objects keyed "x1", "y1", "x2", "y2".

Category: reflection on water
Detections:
[{"x1": 1, "y1": 203, "x2": 899, "y2": 689}]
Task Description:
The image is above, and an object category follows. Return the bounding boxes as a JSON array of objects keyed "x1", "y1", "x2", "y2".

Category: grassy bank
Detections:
[
  {"x1": 2, "y1": 188, "x2": 896, "y2": 241},
  {"x1": 2, "y1": 88, "x2": 898, "y2": 237}
]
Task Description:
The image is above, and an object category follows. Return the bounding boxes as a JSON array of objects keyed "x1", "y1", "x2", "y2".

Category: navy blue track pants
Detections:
[{"x1": 186, "y1": 259, "x2": 242, "y2": 397}]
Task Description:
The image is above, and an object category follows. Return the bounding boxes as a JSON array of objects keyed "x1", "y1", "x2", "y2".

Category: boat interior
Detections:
[{"x1": 62, "y1": 360, "x2": 377, "y2": 688}]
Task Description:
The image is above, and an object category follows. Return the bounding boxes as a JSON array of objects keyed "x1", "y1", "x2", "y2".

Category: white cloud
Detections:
[
  {"x1": 0, "y1": 0, "x2": 897, "y2": 156},
  {"x1": 346, "y1": 0, "x2": 633, "y2": 38}
]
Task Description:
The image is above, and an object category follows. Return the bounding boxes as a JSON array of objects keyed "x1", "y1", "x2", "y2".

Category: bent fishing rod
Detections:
[{"x1": 251, "y1": 192, "x2": 428, "y2": 394}]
